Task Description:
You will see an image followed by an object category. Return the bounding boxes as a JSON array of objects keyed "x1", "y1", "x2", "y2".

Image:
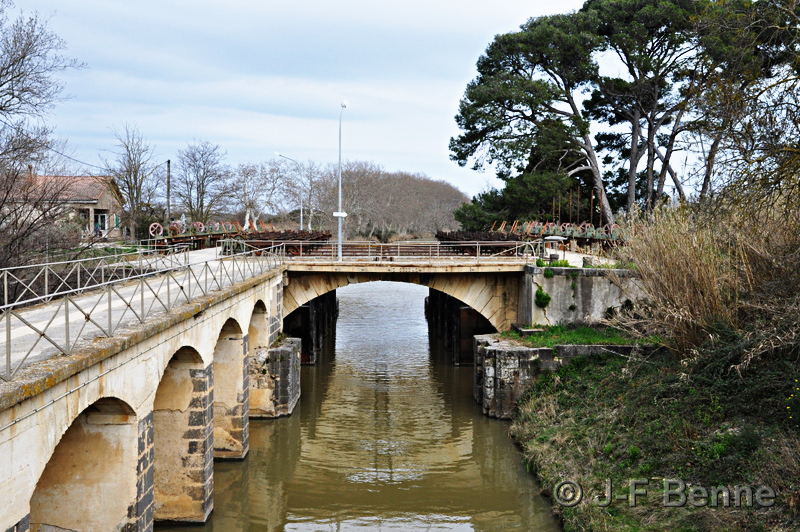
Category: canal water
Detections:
[{"x1": 159, "y1": 282, "x2": 558, "y2": 531}]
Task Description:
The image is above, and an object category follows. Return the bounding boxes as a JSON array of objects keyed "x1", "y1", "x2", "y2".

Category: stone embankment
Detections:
[{"x1": 473, "y1": 334, "x2": 636, "y2": 418}]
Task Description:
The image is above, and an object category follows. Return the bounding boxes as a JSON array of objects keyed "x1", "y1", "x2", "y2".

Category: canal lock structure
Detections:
[{"x1": 158, "y1": 281, "x2": 559, "y2": 531}]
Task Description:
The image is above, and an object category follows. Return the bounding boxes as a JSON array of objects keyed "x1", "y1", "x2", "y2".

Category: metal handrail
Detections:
[
  {"x1": 239, "y1": 240, "x2": 539, "y2": 261},
  {"x1": 0, "y1": 242, "x2": 283, "y2": 380},
  {"x1": 0, "y1": 244, "x2": 193, "y2": 310}
]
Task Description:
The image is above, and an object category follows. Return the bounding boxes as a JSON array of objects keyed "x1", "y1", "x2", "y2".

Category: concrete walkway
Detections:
[{"x1": 0, "y1": 247, "x2": 274, "y2": 377}]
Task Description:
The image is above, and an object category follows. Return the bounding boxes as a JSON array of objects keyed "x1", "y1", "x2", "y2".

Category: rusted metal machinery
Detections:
[
  {"x1": 144, "y1": 217, "x2": 332, "y2": 251},
  {"x1": 438, "y1": 221, "x2": 625, "y2": 243}
]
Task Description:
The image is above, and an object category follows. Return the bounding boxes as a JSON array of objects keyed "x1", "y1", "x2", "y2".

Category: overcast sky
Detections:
[{"x1": 18, "y1": 1, "x2": 584, "y2": 197}]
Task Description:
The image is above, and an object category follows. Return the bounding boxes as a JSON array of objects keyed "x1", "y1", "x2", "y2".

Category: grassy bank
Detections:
[
  {"x1": 501, "y1": 325, "x2": 658, "y2": 348},
  {"x1": 511, "y1": 347, "x2": 800, "y2": 531}
]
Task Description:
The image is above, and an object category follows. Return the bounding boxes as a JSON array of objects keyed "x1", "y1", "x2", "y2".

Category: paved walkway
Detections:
[{"x1": 1, "y1": 247, "x2": 273, "y2": 378}]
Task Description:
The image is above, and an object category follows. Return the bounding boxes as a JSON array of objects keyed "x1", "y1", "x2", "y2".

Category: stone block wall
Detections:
[
  {"x1": 269, "y1": 283, "x2": 283, "y2": 346},
  {"x1": 153, "y1": 364, "x2": 214, "y2": 523},
  {"x1": 518, "y1": 266, "x2": 643, "y2": 326},
  {"x1": 135, "y1": 412, "x2": 155, "y2": 531},
  {"x1": 212, "y1": 330, "x2": 249, "y2": 460},
  {"x1": 188, "y1": 366, "x2": 215, "y2": 519},
  {"x1": 249, "y1": 337, "x2": 301, "y2": 418},
  {"x1": 474, "y1": 334, "x2": 635, "y2": 419}
]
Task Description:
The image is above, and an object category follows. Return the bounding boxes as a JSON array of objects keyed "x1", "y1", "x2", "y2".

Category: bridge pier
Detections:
[
  {"x1": 249, "y1": 337, "x2": 301, "y2": 418},
  {"x1": 153, "y1": 347, "x2": 214, "y2": 523},
  {"x1": 427, "y1": 289, "x2": 495, "y2": 365},
  {"x1": 283, "y1": 290, "x2": 337, "y2": 365},
  {"x1": 212, "y1": 318, "x2": 249, "y2": 460}
]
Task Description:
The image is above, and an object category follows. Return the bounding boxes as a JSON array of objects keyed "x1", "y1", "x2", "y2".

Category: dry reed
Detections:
[{"x1": 612, "y1": 200, "x2": 800, "y2": 367}]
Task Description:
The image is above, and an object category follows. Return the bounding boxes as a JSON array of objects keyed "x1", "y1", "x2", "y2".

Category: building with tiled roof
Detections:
[{"x1": 37, "y1": 175, "x2": 124, "y2": 239}]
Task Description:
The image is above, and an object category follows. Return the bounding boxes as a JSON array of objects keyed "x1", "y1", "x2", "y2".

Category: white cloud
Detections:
[{"x1": 17, "y1": 0, "x2": 585, "y2": 196}]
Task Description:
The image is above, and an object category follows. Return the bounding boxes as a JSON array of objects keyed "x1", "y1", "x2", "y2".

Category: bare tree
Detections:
[
  {"x1": 173, "y1": 141, "x2": 231, "y2": 225},
  {"x1": 0, "y1": 1, "x2": 81, "y2": 266},
  {"x1": 233, "y1": 160, "x2": 286, "y2": 229},
  {"x1": 312, "y1": 161, "x2": 467, "y2": 240},
  {"x1": 103, "y1": 125, "x2": 159, "y2": 239}
]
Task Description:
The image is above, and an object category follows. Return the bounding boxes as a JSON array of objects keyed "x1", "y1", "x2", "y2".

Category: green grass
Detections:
[
  {"x1": 536, "y1": 258, "x2": 574, "y2": 267},
  {"x1": 501, "y1": 325, "x2": 659, "y2": 348},
  {"x1": 511, "y1": 346, "x2": 800, "y2": 531}
]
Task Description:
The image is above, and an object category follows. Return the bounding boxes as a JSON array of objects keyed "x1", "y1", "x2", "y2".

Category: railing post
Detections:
[
  {"x1": 107, "y1": 284, "x2": 113, "y2": 335},
  {"x1": 44, "y1": 267, "x2": 49, "y2": 299},
  {"x1": 140, "y1": 278, "x2": 145, "y2": 322},
  {"x1": 477, "y1": 242, "x2": 481, "y2": 260},
  {"x1": 4, "y1": 271, "x2": 9, "y2": 377},
  {"x1": 64, "y1": 296, "x2": 70, "y2": 352}
]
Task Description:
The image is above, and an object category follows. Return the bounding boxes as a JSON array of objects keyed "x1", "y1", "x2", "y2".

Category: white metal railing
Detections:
[
  {"x1": 239, "y1": 240, "x2": 543, "y2": 261},
  {"x1": 1, "y1": 244, "x2": 192, "y2": 309},
  {"x1": 0, "y1": 241, "x2": 283, "y2": 380}
]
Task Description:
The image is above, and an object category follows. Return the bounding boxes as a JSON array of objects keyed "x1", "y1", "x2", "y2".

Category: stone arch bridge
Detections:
[
  {"x1": 283, "y1": 262, "x2": 524, "y2": 331},
  {"x1": 0, "y1": 247, "x2": 637, "y2": 531}
]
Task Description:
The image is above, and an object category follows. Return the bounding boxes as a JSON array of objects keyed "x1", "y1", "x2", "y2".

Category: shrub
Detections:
[
  {"x1": 535, "y1": 287, "x2": 551, "y2": 308},
  {"x1": 537, "y1": 258, "x2": 572, "y2": 268},
  {"x1": 543, "y1": 267, "x2": 554, "y2": 278}
]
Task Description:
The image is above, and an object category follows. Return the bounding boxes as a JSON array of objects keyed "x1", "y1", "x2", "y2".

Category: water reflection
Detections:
[{"x1": 159, "y1": 282, "x2": 557, "y2": 531}]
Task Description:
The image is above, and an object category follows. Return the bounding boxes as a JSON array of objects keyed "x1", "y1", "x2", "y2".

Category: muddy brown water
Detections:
[{"x1": 158, "y1": 281, "x2": 559, "y2": 531}]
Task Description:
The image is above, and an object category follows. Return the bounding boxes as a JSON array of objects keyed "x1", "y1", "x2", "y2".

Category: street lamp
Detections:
[
  {"x1": 276, "y1": 152, "x2": 304, "y2": 231},
  {"x1": 333, "y1": 101, "x2": 348, "y2": 261}
]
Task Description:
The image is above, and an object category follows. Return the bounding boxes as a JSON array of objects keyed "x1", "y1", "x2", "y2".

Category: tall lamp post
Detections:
[
  {"x1": 333, "y1": 101, "x2": 348, "y2": 261},
  {"x1": 276, "y1": 153, "x2": 304, "y2": 231}
]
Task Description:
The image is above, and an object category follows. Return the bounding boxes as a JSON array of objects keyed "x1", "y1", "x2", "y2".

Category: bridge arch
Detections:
[
  {"x1": 30, "y1": 396, "x2": 139, "y2": 531},
  {"x1": 248, "y1": 300, "x2": 269, "y2": 353},
  {"x1": 212, "y1": 317, "x2": 248, "y2": 459},
  {"x1": 283, "y1": 271, "x2": 516, "y2": 331}
]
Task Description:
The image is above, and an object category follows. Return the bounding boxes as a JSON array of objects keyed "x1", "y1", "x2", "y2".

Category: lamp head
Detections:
[{"x1": 340, "y1": 101, "x2": 348, "y2": 110}]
